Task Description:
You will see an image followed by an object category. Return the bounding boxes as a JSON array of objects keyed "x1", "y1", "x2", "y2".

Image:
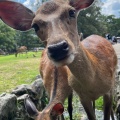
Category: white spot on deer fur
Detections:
[{"x1": 53, "y1": 53, "x2": 75, "y2": 67}]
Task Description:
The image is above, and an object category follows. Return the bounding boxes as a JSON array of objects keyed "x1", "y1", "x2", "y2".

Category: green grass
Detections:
[
  {"x1": 0, "y1": 51, "x2": 42, "y2": 93},
  {"x1": 95, "y1": 97, "x2": 103, "y2": 110}
]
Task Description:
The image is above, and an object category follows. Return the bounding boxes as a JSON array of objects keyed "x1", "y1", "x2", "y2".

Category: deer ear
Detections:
[
  {"x1": 70, "y1": 0, "x2": 94, "y2": 11},
  {"x1": 24, "y1": 97, "x2": 39, "y2": 118},
  {"x1": 50, "y1": 103, "x2": 64, "y2": 116},
  {"x1": 0, "y1": 1, "x2": 35, "y2": 31}
]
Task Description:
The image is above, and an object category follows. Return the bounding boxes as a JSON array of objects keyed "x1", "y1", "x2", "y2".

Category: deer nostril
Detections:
[
  {"x1": 62, "y1": 41, "x2": 69, "y2": 51},
  {"x1": 47, "y1": 40, "x2": 69, "y2": 61}
]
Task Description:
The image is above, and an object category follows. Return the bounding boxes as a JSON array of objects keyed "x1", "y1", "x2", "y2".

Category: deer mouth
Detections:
[
  {"x1": 49, "y1": 52, "x2": 70, "y2": 62},
  {"x1": 48, "y1": 51, "x2": 75, "y2": 66}
]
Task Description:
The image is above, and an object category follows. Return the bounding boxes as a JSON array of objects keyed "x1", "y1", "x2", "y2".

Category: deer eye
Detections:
[
  {"x1": 32, "y1": 23, "x2": 39, "y2": 32},
  {"x1": 69, "y1": 10, "x2": 76, "y2": 18}
]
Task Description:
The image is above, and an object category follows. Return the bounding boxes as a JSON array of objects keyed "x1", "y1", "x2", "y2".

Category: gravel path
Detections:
[{"x1": 113, "y1": 43, "x2": 120, "y2": 55}]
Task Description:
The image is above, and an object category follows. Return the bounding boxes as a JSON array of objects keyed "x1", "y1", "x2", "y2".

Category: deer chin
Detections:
[{"x1": 52, "y1": 53, "x2": 75, "y2": 67}]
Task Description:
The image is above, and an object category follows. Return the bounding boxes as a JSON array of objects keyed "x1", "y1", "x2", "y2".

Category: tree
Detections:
[
  {"x1": 0, "y1": 21, "x2": 43, "y2": 53},
  {"x1": 0, "y1": 21, "x2": 16, "y2": 53},
  {"x1": 105, "y1": 15, "x2": 120, "y2": 36},
  {"x1": 15, "y1": 29, "x2": 44, "y2": 50},
  {"x1": 117, "y1": 30, "x2": 120, "y2": 36},
  {"x1": 77, "y1": 0, "x2": 107, "y2": 38}
]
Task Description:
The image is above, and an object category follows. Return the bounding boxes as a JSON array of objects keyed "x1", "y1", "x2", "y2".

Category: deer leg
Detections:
[
  {"x1": 111, "y1": 108, "x2": 115, "y2": 120},
  {"x1": 103, "y1": 92, "x2": 114, "y2": 120},
  {"x1": 116, "y1": 104, "x2": 120, "y2": 120},
  {"x1": 92, "y1": 100, "x2": 95, "y2": 113},
  {"x1": 67, "y1": 92, "x2": 73, "y2": 120},
  {"x1": 80, "y1": 99, "x2": 96, "y2": 120}
]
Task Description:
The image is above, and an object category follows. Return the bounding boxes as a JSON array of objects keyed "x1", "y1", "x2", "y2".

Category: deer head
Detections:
[
  {"x1": 24, "y1": 97, "x2": 64, "y2": 120},
  {"x1": 0, "y1": 0, "x2": 94, "y2": 66}
]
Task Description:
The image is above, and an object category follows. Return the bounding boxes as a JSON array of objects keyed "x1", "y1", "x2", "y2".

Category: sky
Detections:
[
  {"x1": 15, "y1": 0, "x2": 42, "y2": 10},
  {"x1": 15, "y1": 0, "x2": 120, "y2": 18},
  {"x1": 101, "y1": 0, "x2": 120, "y2": 18}
]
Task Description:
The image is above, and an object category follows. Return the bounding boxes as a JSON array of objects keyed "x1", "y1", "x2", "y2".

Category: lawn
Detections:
[{"x1": 0, "y1": 51, "x2": 42, "y2": 93}]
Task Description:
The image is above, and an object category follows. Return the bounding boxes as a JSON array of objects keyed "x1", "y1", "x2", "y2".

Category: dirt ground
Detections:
[
  {"x1": 113, "y1": 44, "x2": 120, "y2": 66},
  {"x1": 113, "y1": 44, "x2": 120, "y2": 55}
]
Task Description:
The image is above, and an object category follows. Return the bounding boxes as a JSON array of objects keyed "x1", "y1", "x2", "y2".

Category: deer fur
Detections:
[
  {"x1": 24, "y1": 49, "x2": 73, "y2": 120},
  {"x1": 38, "y1": 49, "x2": 73, "y2": 120},
  {"x1": 15, "y1": 46, "x2": 27, "y2": 57},
  {"x1": 0, "y1": 0, "x2": 117, "y2": 120}
]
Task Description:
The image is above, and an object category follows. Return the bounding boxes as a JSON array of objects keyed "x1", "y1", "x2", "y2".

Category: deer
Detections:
[
  {"x1": 15, "y1": 46, "x2": 27, "y2": 57},
  {"x1": 0, "y1": 0, "x2": 117, "y2": 120},
  {"x1": 24, "y1": 49, "x2": 73, "y2": 120},
  {"x1": 0, "y1": 49, "x2": 5, "y2": 55}
]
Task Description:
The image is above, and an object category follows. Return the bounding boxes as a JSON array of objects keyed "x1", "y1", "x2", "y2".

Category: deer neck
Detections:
[
  {"x1": 68, "y1": 43, "x2": 94, "y2": 84},
  {"x1": 49, "y1": 66, "x2": 72, "y2": 104}
]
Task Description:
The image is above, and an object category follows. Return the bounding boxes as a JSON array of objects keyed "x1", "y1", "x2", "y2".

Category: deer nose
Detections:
[{"x1": 47, "y1": 40, "x2": 69, "y2": 61}]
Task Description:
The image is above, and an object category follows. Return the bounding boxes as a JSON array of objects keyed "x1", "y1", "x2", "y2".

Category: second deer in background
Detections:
[{"x1": 15, "y1": 46, "x2": 27, "y2": 57}]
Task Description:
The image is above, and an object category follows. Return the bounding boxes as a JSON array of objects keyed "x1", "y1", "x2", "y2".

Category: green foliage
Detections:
[
  {"x1": 95, "y1": 97, "x2": 103, "y2": 110},
  {"x1": 105, "y1": 15, "x2": 120, "y2": 36},
  {"x1": 0, "y1": 21, "x2": 44, "y2": 53},
  {"x1": 15, "y1": 30, "x2": 44, "y2": 50},
  {"x1": 0, "y1": 21, "x2": 16, "y2": 52},
  {"x1": 117, "y1": 30, "x2": 120, "y2": 36},
  {"x1": 77, "y1": 2, "x2": 108, "y2": 38}
]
